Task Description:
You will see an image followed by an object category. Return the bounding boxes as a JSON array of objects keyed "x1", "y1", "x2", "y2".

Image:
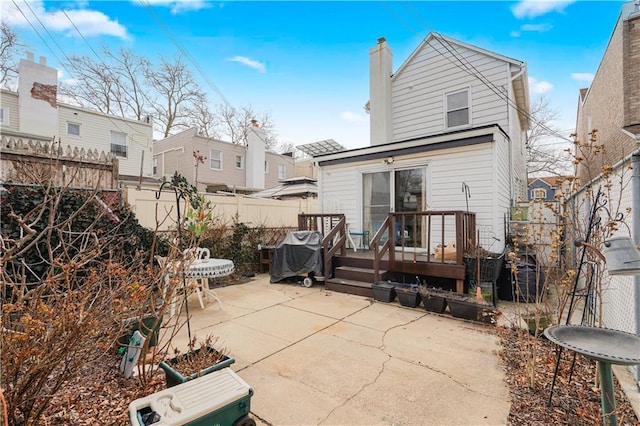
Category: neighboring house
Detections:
[
  {"x1": 308, "y1": 33, "x2": 529, "y2": 252},
  {"x1": 571, "y1": 1, "x2": 640, "y2": 385},
  {"x1": 528, "y1": 176, "x2": 563, "y2": 202},
  {"x1": 0, "y1": 53, "x2": 154, "y2": 183},
  {"x1": 153, "y1": 126, "x2": 295, "y2": 193}
]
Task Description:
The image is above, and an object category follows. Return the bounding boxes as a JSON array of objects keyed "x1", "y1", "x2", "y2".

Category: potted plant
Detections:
[
  {"x1": 159, "y1": 336, "x2": 235, "y2": 388},
  {"x1": 522, "y1": 309, "x2": 553, "y2": 337},
  {"x1": 372, "y1": 281, "x2": 396, "y2": 303},
  {"x1": 418, "y1": 286, "x2": 448, "y2": 314},
  {"x1": 395, "y1": 284, "x2": 421, "y2": 308},
  {"x1": 446, "y1": 292, "x2": 499, "y2": 324}
]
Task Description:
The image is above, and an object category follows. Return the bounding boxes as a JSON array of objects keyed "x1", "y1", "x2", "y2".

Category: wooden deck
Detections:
[{"x1": 299, "y1": 212, "x2": 474, "y2": 297}]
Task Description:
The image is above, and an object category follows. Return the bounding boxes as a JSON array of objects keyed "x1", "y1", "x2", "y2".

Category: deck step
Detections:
[
  {"x1": 334, "y1": 266, "x2": 386, "y2": 283},
  {"x1": 325, "y1": 278, "x2": 374, "y2": 298}
]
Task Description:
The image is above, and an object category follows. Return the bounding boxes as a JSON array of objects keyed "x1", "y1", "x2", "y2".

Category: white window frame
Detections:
[
  {"x1": 67, "y1": 122, "x2": 81, "y2": 136},
  {"x1": 235, "y1": 154, "x2": 244, "y2": 169},
  {"x1": 153, "y1": 158, "x2": 158, "y2": 175},
  {"x1": 264, "y1": 160, "x2": 269, "y2": 174},
  {"x1": 0, "y1": 107, "x2": 8, "y2": 125},
  {"x1": 531, "y1": 188, "x2": 546, "y2": 199},
  {"x1": 277, "y1": 164, "x2": 286, "y2": 179},
  {"x1": 110, "y1": 131, "x2": 127, "y2": 158},
  {"x1": 444, "y1": 88, "x2": 470, "y2": 129},
  {"x1": 210, "y1": 149, "x2": 222, "y2": 170}
]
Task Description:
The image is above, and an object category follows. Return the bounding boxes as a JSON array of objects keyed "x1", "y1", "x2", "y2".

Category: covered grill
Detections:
[{"x1": 269, "y1": 231, "x2": 323, "y2": 286}]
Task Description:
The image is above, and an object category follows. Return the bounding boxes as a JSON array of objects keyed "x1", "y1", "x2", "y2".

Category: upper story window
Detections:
[
  {"x1": 264, "y1": 160, "x2": 269, "y2": 174},
  {"x1": 278, "y1": 164, "x2": 286, "y2": 179},
  {"x1": 153, "y1": 158, "x2": 158, "y2": 176},
  {"x1": 110, "y1": 131, "x2": 127, "y2": 157},
  {"x1": 235, "y1": 155, "x2": 244, "y2": 169},
  {"x1": 68, "y1": 122, "x2": 81, "y2": 136},
  {"x1": 0, "y1": 107, "x2": 8, "y2": 125},
  {"x1": 445, "y1": 89, "x2": 470, "y2": 128},
  {"x1": 531, "y1": 188, "x2": 547, "y2": 199},
  {"x1": 210, "y1": 149, "x2": 222, "y2": 170}
]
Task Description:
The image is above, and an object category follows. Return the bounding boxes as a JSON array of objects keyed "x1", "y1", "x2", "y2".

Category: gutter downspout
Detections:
[
  {"x1": 509, "y1": 64, "x2": 525, "y2": 205},
  {"x1": 632, "y1": 150, "x2": 640, "y2": 385}
]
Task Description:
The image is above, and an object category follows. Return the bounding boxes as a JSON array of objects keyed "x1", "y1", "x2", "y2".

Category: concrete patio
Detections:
[{"x1": 165, "y1": 274, "x2": 510, "y2": 425}]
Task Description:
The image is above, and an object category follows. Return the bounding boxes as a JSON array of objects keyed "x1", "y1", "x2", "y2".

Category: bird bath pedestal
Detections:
[{"x1": 544, "y1": 325, "x2": 640, "y2": 426}]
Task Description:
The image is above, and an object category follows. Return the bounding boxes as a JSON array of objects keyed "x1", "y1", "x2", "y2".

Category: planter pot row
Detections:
[{"x1": 373, "y1": 282, "x2": 498, "y2": 324}]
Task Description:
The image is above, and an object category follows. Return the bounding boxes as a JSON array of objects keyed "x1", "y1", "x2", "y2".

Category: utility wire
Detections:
[
  {"x1": 14, "y1": 0, "x2": 152, "y2": 153},
  {"x1": 384, "y1": 1, "x2": 573, "y2": 143}
]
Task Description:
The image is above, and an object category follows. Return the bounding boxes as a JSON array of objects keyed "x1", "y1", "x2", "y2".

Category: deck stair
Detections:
[{"x1": 325, "y1": 254, "x2": 388, "y2": 298}]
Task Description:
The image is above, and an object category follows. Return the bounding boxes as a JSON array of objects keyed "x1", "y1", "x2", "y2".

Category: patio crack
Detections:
[{"x1": 317, "y1": 353, "x2": 392, "y2": 425}]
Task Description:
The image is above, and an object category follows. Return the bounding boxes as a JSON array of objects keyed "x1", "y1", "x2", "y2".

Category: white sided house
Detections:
[
  {"x1": 311, "y1": 34, "x2": 530, "y2": 252},
  {"x1": 0, "y1": 53, "x2": 153, "y2": 182},
  {"x1": 153, "y1": 126, "x2": 295, "y2": 193}
]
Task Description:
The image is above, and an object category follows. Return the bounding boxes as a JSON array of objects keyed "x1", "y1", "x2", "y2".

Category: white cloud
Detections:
[
  {"x1": 228, "y1": 56, "x2": 266, "y2": 73},
  {"x1": 529, "y1": 77, "x2": 554, "y2": 94},
  {"x1": 510, "y1": 31, "x2": 521, "y2": 38},
  {"x1": 340, "y1": 111, "x2": 367, "y2": 123},
  {"x1": 571, "y1": 73, "x2": 594, "y2": 83},
  {"x1": 521, "y1": 23, "x2": 553, "y2": 32},
  {"x1": 512, "y1": 0, "x2": 575, "y2": 19},
  {"x1": 141, "y1": 0, "x2": 211, "y2": 14},
  {"x1": 4, "y1": 1, "x2": 129, "y2": 39}
]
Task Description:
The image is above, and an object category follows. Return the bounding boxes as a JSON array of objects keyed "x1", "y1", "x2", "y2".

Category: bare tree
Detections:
[
  {"x1": 277, "y1": 140, "x2": 296, "y2": 155},
  {"x1": 60, "y1": 47, "x2": 151, "y2": 120},
  {"x1": 214, "y1": 104, "x2": 278, "y2": 149},
  {"x1": 1, "y1": 21, "x2": 21, "y2": 89},
  {"x1": 146, "y1": 56, "x2": 203, "y2": 138},
  {"x1": 189, "y1": 94, "x2": 220, "y2": 139},
  {"x1": 526, "y1": 95, "x2": 572, "y2": 176}
]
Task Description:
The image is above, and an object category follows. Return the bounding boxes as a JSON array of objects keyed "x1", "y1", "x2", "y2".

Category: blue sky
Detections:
[{"x1": 2, "y1": 0, "x2": 628, "y2": 150}]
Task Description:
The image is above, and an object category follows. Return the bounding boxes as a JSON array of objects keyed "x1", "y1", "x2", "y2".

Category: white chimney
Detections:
[
  {"x1": 369, "y1": 37, "x2": 393, "y2": 146},
  {"x1": 246, "y1": 121, "x2": 266, "y2": 189},
  {"x1": 18, "y1": 53, "x2": 58, "y2": 138}
]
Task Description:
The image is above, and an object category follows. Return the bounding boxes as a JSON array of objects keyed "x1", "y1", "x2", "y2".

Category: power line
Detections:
[
  {"x1": 383, "y1": 1, "x2": 572, "y2": 144},
  {"x1": 11, "y1": 0, "x2": 151, "y2": 153}
]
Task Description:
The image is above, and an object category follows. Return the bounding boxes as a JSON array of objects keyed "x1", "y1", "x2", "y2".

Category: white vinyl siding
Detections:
[
  {"x1": 68, "y1": 122, "x2": 81, "y2": 136},
  {"x1": 210, "y1": 149, "x2": 222, "y2": 170},
  {"x1": 110, "y1": 131, "x2": 127, "y2": 157},
  {"x1": 0, "y1": 91, "x2": 19, "y2": 129},
  {"x1": 391, "y1": 40, "x2": 509, "y2": 142},
  {"x1": 319, "y1": 140, "x2": 505, "y2": 251},
  {"x1": 57, "y1": 106, "x2": 153, "y2": 178}
]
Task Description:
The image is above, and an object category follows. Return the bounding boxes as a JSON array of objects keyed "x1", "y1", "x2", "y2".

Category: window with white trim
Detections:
[
  {"x1": 531, "y1": 188, "x2": 546, "y2": 199},
  {"x1": 277, "y1": 164, "x2": 286, "y2": 179},
  {"x1": 153, "y1": 158, "x2": 158, "y2": 175},
  {"x1": 445, "y1": 89, "x2": 470, "y2": 128},
  {"x1": 235, "y1": 154, "x2": 243, "y2": 169},
  {"x1": 0, "y1": 107, "x2": 8, "y2": 125},
  {"x1": 68, "y1": 122, "x2": 81, "y2": 136},
  {"x1": 210, "y1": 149, "x2": 222, "y2": 170},
  {"x1": 264, "y1": 160, "x2": 269, "y2": 174},
  {"x1": 110, "y1": 131, "x2": 127, "y2": 157}
]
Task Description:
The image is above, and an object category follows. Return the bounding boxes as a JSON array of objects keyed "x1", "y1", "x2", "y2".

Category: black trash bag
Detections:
[
  {"x1": 270, "y1": 231, "x2": 323, "y2": 283},
  {"x1": 512, "y1": 262, "x2": 546, "y2": 303}
]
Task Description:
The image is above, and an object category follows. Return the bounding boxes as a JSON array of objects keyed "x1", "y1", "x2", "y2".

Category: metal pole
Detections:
[{"x1": 632, "y1": 151, "x2": 640, "y2": 386}]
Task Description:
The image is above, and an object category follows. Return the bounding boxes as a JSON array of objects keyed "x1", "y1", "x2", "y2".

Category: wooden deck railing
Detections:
[
  {"x1": 370, "y1": 215, "x2": 391, "y2": 283},
  {"x1": 298, "y1": 213, "x2": 347, "y2": 278}
]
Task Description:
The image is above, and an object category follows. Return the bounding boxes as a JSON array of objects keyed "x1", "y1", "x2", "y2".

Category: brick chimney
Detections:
[
  {"x1": 369, "y1": 37, "x2": 393, "y2": 146},
  {"x1": 18, "y1": 52, "x2": 58, "y2": 139},
  {"x1": 246, "y1": 122, "x2": 266, "y2": 189}
]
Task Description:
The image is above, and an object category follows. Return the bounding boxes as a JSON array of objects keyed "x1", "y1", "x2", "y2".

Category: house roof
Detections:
[
  {"x1": 251, "y1": 176, "x2": 318, "y2": 199},
  {"x1": 310, "y1": 124, "x2": 504, "y2": 166},
  {"x1": 527, "y1": 176, "x2": 565, "y2": 188}
]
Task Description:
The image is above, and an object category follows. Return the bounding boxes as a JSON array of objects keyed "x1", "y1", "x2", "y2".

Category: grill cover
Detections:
[{"x1": 270, "y1": 231, "x2": 323, "y2": 283}]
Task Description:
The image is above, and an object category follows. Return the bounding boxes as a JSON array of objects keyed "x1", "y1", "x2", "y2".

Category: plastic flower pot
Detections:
[
  {"x1": 446, "y1": 295, "x2": 497, "y2": 325},
  {"x1": 418, "y1": 287, "x2": 448, "y2": 314},
  {"x1": 372, "y1": 281, "x2": 396, "y2": 303},
  {"x1": 159, "y1": 346, "x2": 235, "y2": 388},
  {"x1": 395, "y1": 285, "x2": 421, "y2": 308}
]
